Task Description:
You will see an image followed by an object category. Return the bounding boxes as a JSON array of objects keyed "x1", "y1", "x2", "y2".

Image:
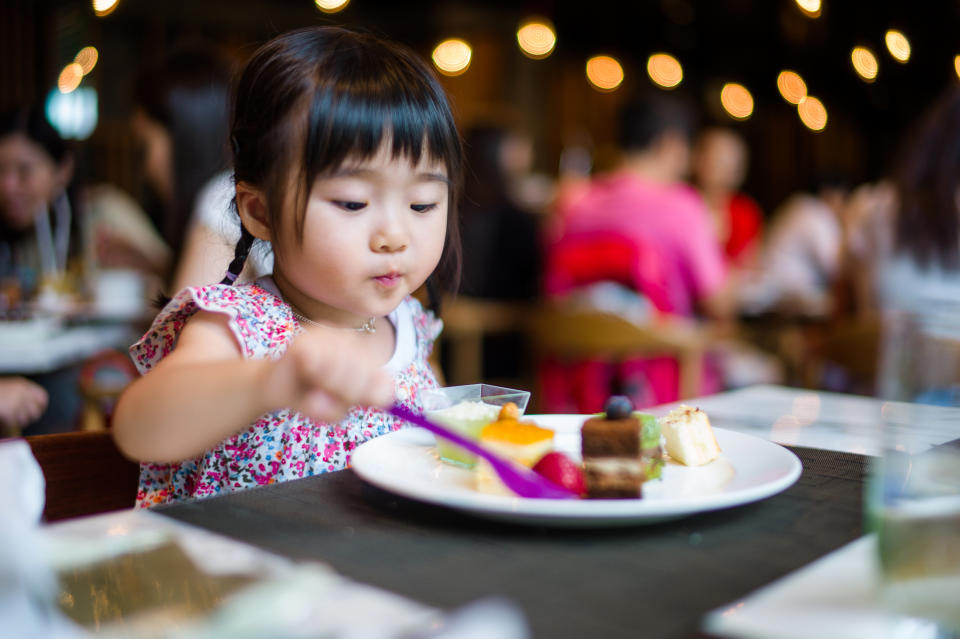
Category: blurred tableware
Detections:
[
  {"x1": 868, "y1": 306, "x2": 960, "y2": 633},
  {"x1": 421, "y1": 384, "x2": 530, "y2": 468},
  {"x1": 0, "y1": 314, "x2": 62, "y2": 346},
  {"x1": 389, "y1": 404, "x2": 576, "y2": 500},
  {"x1": 92, "y1": 268, "x2": 147, "y2": 319},
  {"x1": 0, "y1": 276, "x2": 22, "y2": 312}
]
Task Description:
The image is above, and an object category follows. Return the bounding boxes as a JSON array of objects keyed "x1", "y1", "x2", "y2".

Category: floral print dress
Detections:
[{"x1": 129, "y1": 278, "x2": 442, "y2": 508}]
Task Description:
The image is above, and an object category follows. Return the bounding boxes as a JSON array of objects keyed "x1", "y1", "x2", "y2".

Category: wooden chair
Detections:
[
  {"x1": 25, "y1": 430, "x2": 140, "y2": 522},
  {"x1": 532, "y1": 305, "x2": 709, "y2": 402},
  {"x1": 439, "y1": 296, "x2": 535, "y2": 387},
  {"x1": 800, "y1": 315, "x2": 881, "y2": 394}
]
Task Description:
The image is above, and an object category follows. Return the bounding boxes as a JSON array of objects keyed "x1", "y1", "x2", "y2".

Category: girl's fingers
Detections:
[{"x1": 287, "y1": 328, "x2": 395, "y2": 417}]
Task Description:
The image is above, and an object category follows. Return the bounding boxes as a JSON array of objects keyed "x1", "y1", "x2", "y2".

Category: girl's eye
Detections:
[
  {"x1": 411, "y1": 203, "x2": 437, "y2": 213},
  {"x1": 334, "y1": 201, "x2": 367, "y2": 211}
]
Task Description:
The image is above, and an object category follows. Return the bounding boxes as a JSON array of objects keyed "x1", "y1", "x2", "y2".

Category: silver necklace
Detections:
[{"x1": 290, "y1": 306, "x2": 377, "y2": 333}]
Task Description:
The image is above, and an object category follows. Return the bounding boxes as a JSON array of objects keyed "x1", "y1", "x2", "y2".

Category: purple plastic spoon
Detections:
[{"x1": 388, "y1": 403, "x2": 577, "y2": 500}]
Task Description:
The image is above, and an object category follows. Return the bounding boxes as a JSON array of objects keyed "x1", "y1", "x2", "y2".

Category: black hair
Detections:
[
  {"x1": 617, "y1": 93, "x2": 697, "y2": 152},
  {"x1": 224, "y1": 26, "x2": 464, "y2": 310},
  {"x1": 891, "y1": 84, "x2": 960, "y2": 270},
  {"x1": 0, "y1": 107, "x2": 69, "y2": 163},
  {"x1": 134, "y1": 43, "x2": 230, "y2": 264}
]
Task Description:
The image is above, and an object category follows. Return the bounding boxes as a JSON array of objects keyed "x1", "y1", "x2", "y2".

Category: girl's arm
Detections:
[{"x1": 112, "y1": 311, "x2": 394, "y2": 463}]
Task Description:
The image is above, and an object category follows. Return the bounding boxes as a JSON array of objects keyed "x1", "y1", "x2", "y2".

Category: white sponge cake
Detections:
[{"x1": 659, "y1": 405, "x2": 721, "y2": 466}]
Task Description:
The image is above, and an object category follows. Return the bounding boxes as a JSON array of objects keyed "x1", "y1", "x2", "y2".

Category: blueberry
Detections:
[{"x1": 604, "y1": 395, "x2": 633, "y2": 420}]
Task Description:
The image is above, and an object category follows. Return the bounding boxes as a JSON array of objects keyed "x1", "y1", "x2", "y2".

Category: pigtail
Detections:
[{"x1": 219, "y1": 224, "x2": 255, "y2": 285}]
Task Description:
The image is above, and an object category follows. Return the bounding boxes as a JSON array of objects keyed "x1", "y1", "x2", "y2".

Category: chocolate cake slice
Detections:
[{"x1": 581, "y1": 397, "x2": 662, "y2": 499}]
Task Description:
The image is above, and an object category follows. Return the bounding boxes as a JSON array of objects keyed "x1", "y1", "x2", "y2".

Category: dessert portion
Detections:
[
  {"x1": 580, "y1": 396, "x2": 663, "y2": 499},
  {"x1": 475, "y1": 404, "x2": 554, "y2": 495},
  {"x1": 532, "y1": 452, "x2": 586, "y2": 497},
  {"x1": 427, "y1": 399, "x2": 503, "y2": 468},
  {"x1": 659, "y1": 404, "x2": 721, "y2": 466}
]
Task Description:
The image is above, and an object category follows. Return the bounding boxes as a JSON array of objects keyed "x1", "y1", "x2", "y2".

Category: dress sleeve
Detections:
[{"x1": 129, "y1": 283, "x2": 295, "y2": 374}]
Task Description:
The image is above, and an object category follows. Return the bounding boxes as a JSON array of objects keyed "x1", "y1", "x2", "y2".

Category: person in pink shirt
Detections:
[{"x1": 542, "y1": 94, "x2": 734, "y2": 411}]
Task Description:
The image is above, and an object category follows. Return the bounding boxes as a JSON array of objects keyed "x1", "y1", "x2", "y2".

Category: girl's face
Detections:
[
  {"x1": 272, "y1": 142, "x2": 449, "y2": 327},
  {"x1": 0, "y1": 133, "x2": 69, "y2": 230}
]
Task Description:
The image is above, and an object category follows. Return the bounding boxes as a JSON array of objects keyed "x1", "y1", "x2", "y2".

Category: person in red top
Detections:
[
  {"x1": 691, "y1": 127, "x2": 764, "y2": 268},
  {"x1": 541, "y1": 95, "x2": 734, "y2": 412}
]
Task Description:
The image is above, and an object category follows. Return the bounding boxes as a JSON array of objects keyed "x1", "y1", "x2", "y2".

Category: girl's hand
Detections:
[
  {"x1": 266, "y1": 326, "x2": 395, "y2": 422},
  {"x1": 0, "y1": 376, "x2": 49, "y2": 431}
]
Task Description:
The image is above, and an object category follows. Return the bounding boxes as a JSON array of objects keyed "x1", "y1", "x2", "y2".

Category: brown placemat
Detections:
[{"x1": 159, "y1": 446, "x2": 866, "y2": 638}]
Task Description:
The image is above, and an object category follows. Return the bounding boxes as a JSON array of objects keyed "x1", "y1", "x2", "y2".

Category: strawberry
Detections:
[{"x1": 533, "y1": 452, "x2": 586, "y2": 497}]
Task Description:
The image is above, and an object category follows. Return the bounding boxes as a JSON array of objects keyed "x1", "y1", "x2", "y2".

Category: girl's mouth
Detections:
[{"x1": 374, "y1": 273, "x2": 402, "y2": 287}]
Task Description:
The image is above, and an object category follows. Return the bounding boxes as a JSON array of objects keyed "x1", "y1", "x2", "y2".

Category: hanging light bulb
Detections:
[
  {"x1": 586, "y1": 55, "x2": 624, "y2": 92},
  {"x1": 647, "y1": 53, "x2": 683, "y2": 89},
  {"x1": 516, "y1": 18, "x2": 556, "y2": 60},
  {"x1": 432, "y1": 39, "x2": 472, "y2": 76},
  {"x1": 777, "y1": 70, "x2": 807, "y2": 104}
]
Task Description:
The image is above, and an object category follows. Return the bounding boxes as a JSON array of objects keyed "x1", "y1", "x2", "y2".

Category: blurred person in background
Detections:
[
  {"x1": 459, "y1": 123, "x2": 541, "y2": 301},
  {"x1": 691, "y1": 126, "x2": 764, "y2": 270},
  {"x1": 455, "y1": 123, "x2": 543, "y2": 385},
  {"x1": 0, "y1": 106, "x2": 166, "y2": 433},
  {"x1": 541, "y1": 93, "x2": 736, "y2": 411},
  {"x1": 738, "y1": 173, "x2": 851, "y2": 318},
  {"x1": 0, "y1": 107, "x2": 84, "y2": 305},
  {"x1": 131, "y1": 43, "x2": 271, "y2": 295},
  {"x1": 844, "y1": 84, "x2": 960, "y2": 317},
  {"x1": 1, "y1": 106, "x2": 168, "y2": 303}
]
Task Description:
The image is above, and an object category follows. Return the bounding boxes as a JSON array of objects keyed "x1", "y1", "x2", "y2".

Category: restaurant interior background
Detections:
[
  {"x1": 3, "y1": 0, "x2": 960, "y2": 415},
  {"x1": 5, "y1": 0, "x2": 958, "y2": 216}
]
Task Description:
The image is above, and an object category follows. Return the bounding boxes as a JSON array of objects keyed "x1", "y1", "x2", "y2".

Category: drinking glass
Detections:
[
  {"x1": 421, "y1": 384, "x2": 530, "y2": 468},
  {"x1": 867, "y1": 306, "x2": 960, "y2": 634}
]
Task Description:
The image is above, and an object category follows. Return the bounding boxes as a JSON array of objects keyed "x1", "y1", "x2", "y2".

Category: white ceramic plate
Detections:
[{"x1": 351, "y1": 414, "x2": 803, "y2": 527}]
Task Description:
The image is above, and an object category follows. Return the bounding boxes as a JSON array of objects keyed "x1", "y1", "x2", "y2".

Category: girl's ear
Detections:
[{"x1": 236, "y1": 182, "x2": 271, "y2": 241}]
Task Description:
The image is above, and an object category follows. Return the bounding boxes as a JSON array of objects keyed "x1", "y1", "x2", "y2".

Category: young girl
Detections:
[{"x1": 112, "y1": 26, "x2": 463, "y2": 507}]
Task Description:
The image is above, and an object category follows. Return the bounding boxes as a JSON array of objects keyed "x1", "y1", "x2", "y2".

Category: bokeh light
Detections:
[
  {"x1": 885, "y1": 29, "x2": 911, "y2": 63},
  {"x1": 92, "y1": 0, "x2": 119, "y2": 17},
  {"x1": 58, "y1": 63, "x2": 83, "y2": 94},
  {"x1": 777, "y1": 70, "x2": 807, "y2": 104},
  {"x1": 585, "y1": 55, "x2": 624, "y2": 92},
  {"x1": 516, "y1": 18, "x2": 556, "y2": 59},
  {"x1": 794, "y1": 0, "x2": 821, "y2": 18},
  {"x1": 432, "y1": 39, "x2": 472, "y2": 76},
  {"x1": 798, "y1": 96, "x2": 827, "y2": 131},
  {"x1": 647, "y1": 53, "x2": 683, "y2": 89},
  {"x1": 851, "y1": 46, "x2": 879, "y2": 81},
  {"x1": 955, "y1": 55, "x2": 960, "y2": 81},
  {"x1": 720, "y1": 83, "x2": 753, "y2": 120},
  {"x1": 314, "y1": 0, "x2": 349, "y2": 13},
  {"x1": 46, "y1": 87, "x2": 98, "y2": 140},
  {"x1": 74, "y1": 46, "x2": 99, "y2": 75}
]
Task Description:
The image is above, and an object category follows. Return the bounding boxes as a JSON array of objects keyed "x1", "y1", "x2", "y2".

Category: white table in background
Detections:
[
  {"x1": 0, "y1": 320, "x2": 139, "y2": 374},
  {"x1": 655, "y1": 383, "x2": 960, "y2": 456},
  {"x1": 675, "y1": 385, "x2": 960, "y2": 639}
]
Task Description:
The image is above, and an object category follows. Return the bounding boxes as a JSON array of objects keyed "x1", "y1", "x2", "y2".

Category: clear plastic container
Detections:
[{"x1": 422, "y1": 384, "x2": 531, "y2": 468}]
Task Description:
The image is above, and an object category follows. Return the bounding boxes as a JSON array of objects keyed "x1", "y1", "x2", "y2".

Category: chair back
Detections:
[
  {"x1": 439, "y1": 296, "x2": 534, "y2": 387},
  {"x1": 543, "y1": 230, "x2": 672, "y2": 312},
  {"x1": 25, "y1": 430, "x2": 140, "y2": 522},
  {"x1": 532, "y1": 305, "x2": 707, "y2": 401}
]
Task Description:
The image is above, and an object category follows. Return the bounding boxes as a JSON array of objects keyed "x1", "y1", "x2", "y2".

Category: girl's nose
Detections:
[{"x1": 371, "y1": 214, "x2": 408, "y2": 253}]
